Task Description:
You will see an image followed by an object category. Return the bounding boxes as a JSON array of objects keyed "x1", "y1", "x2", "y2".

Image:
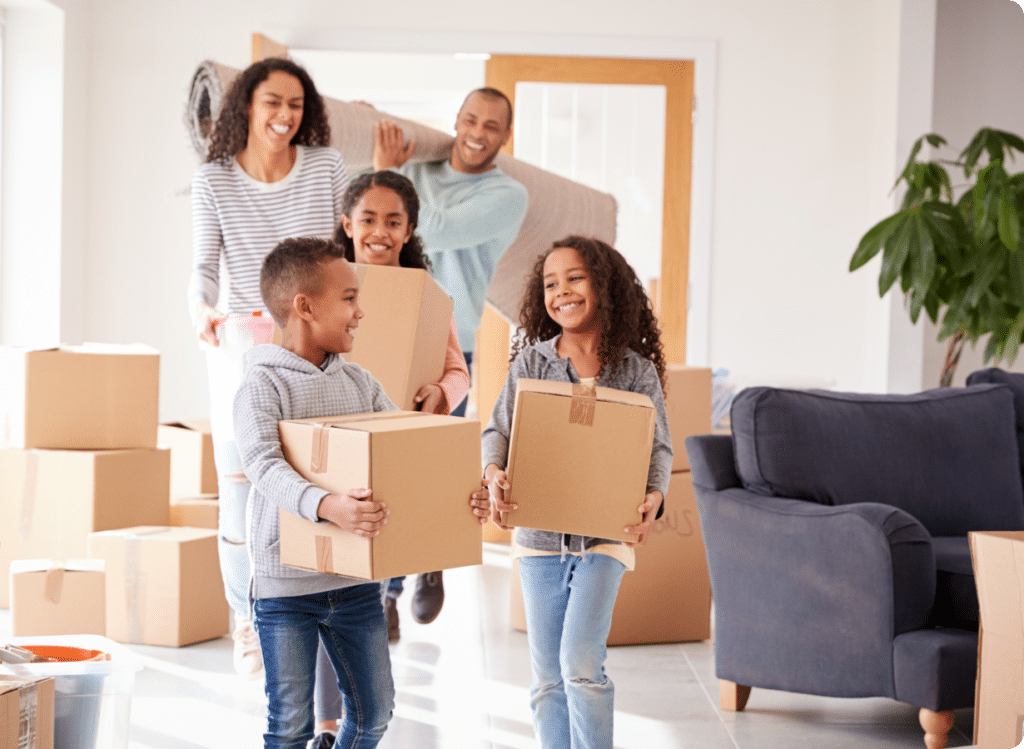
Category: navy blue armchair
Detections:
[{"x1": 685, "y1": 382, "x2": 1024, "y2": 749}]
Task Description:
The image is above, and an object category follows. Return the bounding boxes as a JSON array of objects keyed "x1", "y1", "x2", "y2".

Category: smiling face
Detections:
[
  {"x1": 246, "y1": 71, "x2": 305, "y2": 154},
  {"x1": 306, "y1": 258, "x2": 363, "y2": 354},
  {"x1": 450, "y1": 92, "x2": 512, "y2": 174},
  {"x1": 340, "y1": 186, "x2": 413, "y2": 268},
  {"x1": 543, "y1": 246, "x2": 599, "y2": 334}
]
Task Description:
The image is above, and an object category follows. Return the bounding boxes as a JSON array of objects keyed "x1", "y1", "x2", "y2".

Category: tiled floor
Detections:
[{"x1": 1, "y1": 544, "x2": 976, "y2": 748}]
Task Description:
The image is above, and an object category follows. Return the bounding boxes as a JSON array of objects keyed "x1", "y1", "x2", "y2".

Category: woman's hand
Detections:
[
  {"x1": 624, "y1": 490, "x2": 663, "y2": 548},
  {"x1": 194, "y1": 301, "x2": 226, "y2": 346},
  {"x1": 317, "y1": 489, "x2": 389, "y2": 539},
  {"x1": 485, "y1": 465, "x2": 516, "y2": 531},
  {"x1": 468, "y1": 482, "x2": 490, "y2": 525},
  {"x1": 373, "y1": 120, "x2": 415, "y2": 171},
  {"x1": 414, "y1": 384, "x2": 447, "y2": 414}
]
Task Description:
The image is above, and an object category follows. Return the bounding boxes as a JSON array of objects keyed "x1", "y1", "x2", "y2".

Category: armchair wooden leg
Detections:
[
  {"x1": 720, "y1": 680, "x2": 751, "y2": 711},
  {"x1": 919, "y1": 708, "x2": 954, "y2": 749}
]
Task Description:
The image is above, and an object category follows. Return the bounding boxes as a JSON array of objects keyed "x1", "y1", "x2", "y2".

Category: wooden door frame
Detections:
[{"x1": 259, "y1": 28, "x2": 716, "y2": 365}]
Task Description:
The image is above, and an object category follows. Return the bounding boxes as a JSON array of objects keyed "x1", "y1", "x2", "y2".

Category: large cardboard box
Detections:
[
  {"x1": 278, "y1": 411, "x2": 482, "y2": 580},
  {"x1": 344, "y1": 264, "x2": 454, "y2": 411},
  {"x1": 0, "y1": 675, "x2": 55, "y2": 749},
  {"x1": 510, "y1": 470, "x2": 711, "y2": 645},
  {"x1": 158, "y1": 420, "x2": 217, "y2": 497},
  {"x1": 88, "y1": 526, "x2": 229, "y2": 647},
  {"x1": 970, "y1": 530, "x2": 1024, "y2": 749},
  {"x1": 664, "y1": 365, "x2": 712, "y2": 471},
  {"x1": 169, "y1": 495, "x2": 219, "y2": 530},
  {"x1": 0, "y1": 447, "x2": 170, "y2": 608},
  {"x1": 0, "y1": 344, "x2": 159, "y2": 450},
  {"x1": 9, "y1": 560, "x2": 106, "y2": 637},
  {"x1": 502, "y1": 379, "x2": 655, "y2": 542}
]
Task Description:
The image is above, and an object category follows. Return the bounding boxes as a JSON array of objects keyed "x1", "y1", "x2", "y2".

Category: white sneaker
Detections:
[{"x1": 232, "y1": 618, "x2": 263, "y2": 677}]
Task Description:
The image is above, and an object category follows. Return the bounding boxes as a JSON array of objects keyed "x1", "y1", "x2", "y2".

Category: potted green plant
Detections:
[{"x1": 850, "y1": 127, "x2": 1024, "y2": 386}]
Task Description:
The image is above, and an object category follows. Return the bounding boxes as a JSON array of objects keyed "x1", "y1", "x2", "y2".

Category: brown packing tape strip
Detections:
[
  {"x1": 310, "y1": 423, "x2": 329, "y2": 474},
  {"x1": 315, "y1": 535, "x2": 333, "y2": 573},
  {"x1": 18, "y1": 682, "x2": 39, "y2": 745},
  {"x1": 569, "y1": 383, "x2": 597, "y2": 427},
  {"x1": 44, "y1": 564, "x2": 65, "y2": 605},
  {"x1": 19, "y1": 450, "x2": 39, "y2": 541}
]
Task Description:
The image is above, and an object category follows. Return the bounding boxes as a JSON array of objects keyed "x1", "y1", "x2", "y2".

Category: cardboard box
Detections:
[
  {"x1": 0, "y1": 344, "x2": 159, "y2": 450},
  {"x1": 88, "y1": 526, "x2": 229, "y2": 647},
  {"x1": 345, "y1": 264, "x2": 454, "y2": 411},
  {"x1": 158, "y1": 420, "x2": 217, "y2": 497},
  {"x1": 664, "y1": 365, "x2": 712, "y2": 471},
  {"x1": 502, "y1": 379, "x2": 655, "y2": 542},
  {"x1": 0, "y1": 675, "x2": 55, "y2": 749},
  {"x1": 169, "y1": 495, "x2": 219, "y2": 530},
  {"x1": 0, "y1": 447, "x2": 170, "y2": 608},
  {"x1": 10, "y1": 560, "x2": 106, "y2": 637},
  {"x1": 278, "y1": 411, "x2": 482, "y2": 581},
  {"x1": 510, "y1": 470, "x2": 711, "y2": 645},
  {"x1": 970, "y1": 530, "x2": 1024, "y2": 749}
]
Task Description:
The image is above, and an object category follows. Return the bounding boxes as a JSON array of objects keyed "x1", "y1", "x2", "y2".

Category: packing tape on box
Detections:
[
  {"x1": 44, "y1": 564, "x2": 65, "y2": 604},
  {"x1": 123, "y1": 528, "x2": 167, "y2": 643},
  {"x1": 19, "y1": 682, "x2": 39, "y2": 746},
  {"x1": 315, "y1": 535, "x2": 333, "y2": 573},
  {"x1": 19, "y1": 450, "x2": 39, "y2": 541},
  {"x1": 311, "y1": 423, "x2": 329, "y2": 474},
  {"x1": 569, "y1": 383, "x2": 597, "y2": 427}
]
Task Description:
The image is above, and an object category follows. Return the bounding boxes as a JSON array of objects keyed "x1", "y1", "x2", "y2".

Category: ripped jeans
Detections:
[
  {"x1": 212, "y1": 438, "x2": 252, "y2": 620},
  {"x1": 518, "y1": 554, "x2": 626, "y2": 749}
]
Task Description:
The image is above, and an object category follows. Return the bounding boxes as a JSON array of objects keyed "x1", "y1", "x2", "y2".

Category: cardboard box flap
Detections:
[
  {"x1": 516, "y1": 378, "x2": 654, "y2": 409},
  {"x1": 10, "y1": 559, "x2": 104, "y2": 574},
  {"x1": 161, "y1": 419, "x2": 210, "y2": 433},
  {"x1": 76, "y1": 342, "x2": 160, "y2": 355},
  {"x1": 283, "y1": 411, "x2": 424, "y2": 430},
  {"x1": 90, "y1": 526, "x2": 214, "y2": 543}
]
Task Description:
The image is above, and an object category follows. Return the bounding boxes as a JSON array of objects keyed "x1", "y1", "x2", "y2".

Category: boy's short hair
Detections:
[{"x1": 260, "y1": 237, "x2": 348, "y2": 326}]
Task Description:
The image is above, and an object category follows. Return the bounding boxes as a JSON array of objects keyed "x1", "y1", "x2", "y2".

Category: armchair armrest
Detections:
[{"x1": 694, "y1": 482, "x2": 935, "y2": 700}]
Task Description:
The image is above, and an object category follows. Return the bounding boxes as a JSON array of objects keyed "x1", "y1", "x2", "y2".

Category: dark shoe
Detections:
[
  {"x1": 384, "y1": 596, "x2": 401, "y2": 642},
  {"x1": 309, "y1": 731, "x2": 336, "y2": 749},
  {"x1": 411, "y1": 571, "x2": 444, "y2": 624}
]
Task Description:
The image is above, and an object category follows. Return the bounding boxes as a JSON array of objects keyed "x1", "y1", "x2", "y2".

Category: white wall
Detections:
[{"x1": 22, "y1": 0, "x2": 930, "y2": 418}]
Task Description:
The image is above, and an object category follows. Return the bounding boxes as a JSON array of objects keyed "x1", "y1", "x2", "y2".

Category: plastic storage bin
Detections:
[{"x1": 0, "y1": 634, "x2": 141, "y2": 749}]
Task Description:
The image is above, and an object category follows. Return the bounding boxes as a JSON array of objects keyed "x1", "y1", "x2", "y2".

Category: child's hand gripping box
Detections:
[
  {"x1": 0, "y1": 675, "x2": 55, "y2": 749},
  {"x1": 158, "y1": 420, "x2": 217, "y2": 497},
  {"x1": 345, "y1": 265, "x2": 454, "y2": 411},
  {"x1": 10, "y1": 559, "x2": 106, "y2": 637},
  {"x1": 502, "y1": 379, "x2": 656, "y2": 542},
  {"x1": 278, "y1": 412, "x2": 482, "y2": 581},
  {"x1": 0, "y1": 344, "x2": 160, "y2": 450}
]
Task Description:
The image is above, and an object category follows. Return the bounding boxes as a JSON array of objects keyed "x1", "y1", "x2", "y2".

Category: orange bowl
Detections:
[{"x1": 21, "y1": 645, "x2": 110, "y2": 663}]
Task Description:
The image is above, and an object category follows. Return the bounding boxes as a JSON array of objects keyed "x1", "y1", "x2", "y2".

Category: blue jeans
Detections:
[
  {"x1": 254, "y1": 586, "x2": 395, "y2": 749},
  {"x1": 518, "y1": 554, "x2": 626, "y2": 749},
  {"x1": 211, "y1": 438, "x2": 251, "y2": 619}
]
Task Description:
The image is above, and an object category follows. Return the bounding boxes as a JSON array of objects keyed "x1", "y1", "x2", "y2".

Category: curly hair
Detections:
[
  {"x1": 260, "y1": 237, "x2": 347, "y2": 327},
  {"x1": 511, "y1": 235, "x2": 666, "y2": 389},
  {"x1": 205, "y1": 58, "x2": 331, "y2": 163},
  {"x1": 334, "y1": 171, "x2": 432, "y2": 272}
]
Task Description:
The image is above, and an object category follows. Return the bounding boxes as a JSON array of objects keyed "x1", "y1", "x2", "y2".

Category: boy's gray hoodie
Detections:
[{"x1": 233, "y1": 344, "x2": 397, "y2": 600}]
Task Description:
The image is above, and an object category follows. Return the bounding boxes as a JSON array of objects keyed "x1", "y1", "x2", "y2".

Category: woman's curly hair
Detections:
[
  {"x1": 511, "y1": 235, "x2": 666, "y2": 389},
  {"x1": 205, "y1": 58, "x2": 331, "y2": 163},
  {"x1": 334, "y1": 171, "x2": 432, "y2": 272}
]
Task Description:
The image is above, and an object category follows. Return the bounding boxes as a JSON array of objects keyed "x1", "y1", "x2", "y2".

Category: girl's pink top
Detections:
[{"x1": 437, "y1": 316, "x2": 470, "y2": 415}]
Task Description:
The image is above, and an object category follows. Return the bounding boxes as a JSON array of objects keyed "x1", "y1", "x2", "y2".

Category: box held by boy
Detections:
[
  {"x1": 0, "y1": 675, "x2": 55, "y2": 749},
  {"x1": 279, "y1": 411, "x2": 482, "y2": 581},
  {"x1": 663, "y1": 365, "x2": 712, "y2": 471},
  {"x1": 88, "y1": 526, "x2": 229, "y2": 647},
  {"x1": 168, "y1": 495, "x2": 219, "y2": 530},
  {"x1": 969, "y1": 530, "x2": 1024, "y2": 749},
  {"x1": 501, "y1": 379, "x2": 655, "y2": 542},
  {"x1": 10, "y1": 559, "x2": 105, "y2": 637},
  {"x1": 510, "y1": 470, "x2": 711, "y2": 645},
  {"x1": 0, "y1": 343, "x2": 159, "y2": 450},
  {"x1": 344, "y1": 264, "x2": 453, "y2": 411},
  {"x1": 0, "y1": 447, "x2": 170, "y2": 608},
  {"x1": 158, "y1": 420, "x2": 217, "y2": 496}
]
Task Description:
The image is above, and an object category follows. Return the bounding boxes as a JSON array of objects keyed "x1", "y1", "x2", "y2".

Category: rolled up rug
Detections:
[{"x1": 184, "y1": 61, "x2": 617, "y2": 324}]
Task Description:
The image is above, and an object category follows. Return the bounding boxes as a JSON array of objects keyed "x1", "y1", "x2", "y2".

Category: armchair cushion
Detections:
[
  {"x1": 730, "y1": 385, "x2": 1024, "y2": 537},
  {"x1": 930, "y1": 536, "x2": 979, "y2": 629},
  {"x1": 967, "y1": 368, "x2": 1024, "y2": 478}
]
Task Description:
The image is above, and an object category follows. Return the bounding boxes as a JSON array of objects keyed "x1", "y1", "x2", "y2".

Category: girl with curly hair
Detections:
[
  {"x1": 481, "y1": 235, "x2": 673, "y2": 749},
  {"x1": 186, "y1": 57, "x2": 348, "y2": 682}
]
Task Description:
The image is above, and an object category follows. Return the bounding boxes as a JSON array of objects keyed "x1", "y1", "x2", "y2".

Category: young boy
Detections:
[{"x1": 235, "y1": 237, "x2": 462, "y2": 749}]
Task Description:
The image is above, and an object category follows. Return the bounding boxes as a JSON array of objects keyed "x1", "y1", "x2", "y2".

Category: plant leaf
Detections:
[
  {"x1": 998, "y1": 187, "x2": 1022, "y2": 251},
  {"x1": 850, "y1": 214, "x2": 901, "y2": 271},
  {"x1": 1006, "y1": 311, "x2": 1024, "y2": 365},
  {"x1": 879, "y1": 215, "x2": 914, "y2": 296}
]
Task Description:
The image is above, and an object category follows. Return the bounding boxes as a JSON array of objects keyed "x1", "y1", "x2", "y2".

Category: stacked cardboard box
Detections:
[
  {"x1": 508, "y1": 366, "x2": 713, "y2": 645},
  {"x1": 168, "y1": 495, "x2": 219, "y2": 530},
  {"x1": 0, "y1": 675, "x2": 55, "y2": 749},
  {"x1": 9, "y1": 560, "x2": 106, "y2": 637},
  {"x1": 158, "y1": 420, "x2": 217, "y2": 497},
  {"x1": 0, "y1": 345, "x2": 168, "y2": 609}
]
